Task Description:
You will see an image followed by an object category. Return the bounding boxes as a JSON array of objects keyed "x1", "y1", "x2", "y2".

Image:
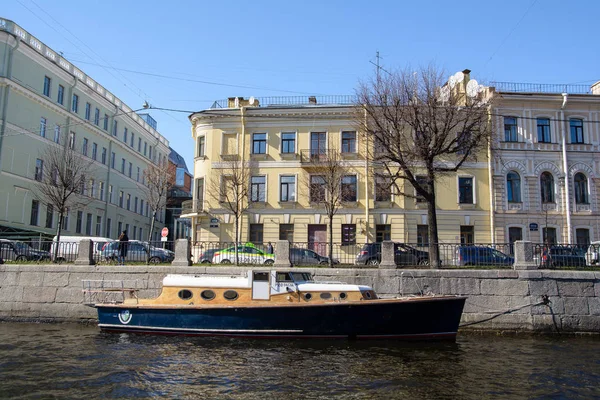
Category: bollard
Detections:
[
  {"x1": 513, "y1": 240, "x2": 538, "y2": 270},
  {"x1": 379, "y1": 241, "x2": 396, "y2": 268},
  {"x1": 74, "y1": 239, "x2": 95, "y2": 265},
  {"x1": 274, "y1": 240, "x2": 291, "y2": 268},
  {"x1": 172, "y1": 238, "x2": 192, "y2": 266}
]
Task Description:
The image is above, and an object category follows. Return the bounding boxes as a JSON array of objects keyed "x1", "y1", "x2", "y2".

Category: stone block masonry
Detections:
[{"x1": 0, "y1": 264, "x2": 598, "y2": 333}]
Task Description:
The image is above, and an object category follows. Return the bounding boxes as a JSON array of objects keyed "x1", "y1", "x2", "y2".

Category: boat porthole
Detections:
[
  {"x1": 178, "y1": 289, "x2": 193, "y2": 300},
  {"x1": 320, "y1": 292, "x2": 332, "y2": 300},
  {"x1": 304, "y1": 293, "x2": 312, "y2": 301},
  {"x1": 339, "y1": 292, "x2": 347, "y2": 300},
  {"x1": 201, "y1": 290, "x2": 216, "y2": 300},
  {"x1": 364, "y1": 292, "x2": 372, "y2": 299},
  {"x1": 223, "y1": 290, "x2": 239, "y2": 301}
]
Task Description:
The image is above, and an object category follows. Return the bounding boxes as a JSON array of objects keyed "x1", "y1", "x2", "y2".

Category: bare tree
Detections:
[
  {"x1": 301, "y1": 148, "x2": 356, "y2": 267},
  {"x1": 141, "y1": 161, "x2": 176, "y2": 243},
  {"x1": 208, "y1": 159, "x2": 254, "y2": 264},
  {"x1": 32, "y1": 143, "x2": 93, "y2": 260},
  {"x1": 355, "y1": 65, "x2": 492, "y2": 267}
]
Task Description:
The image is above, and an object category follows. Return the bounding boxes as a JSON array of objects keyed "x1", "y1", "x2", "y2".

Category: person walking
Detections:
[
  {"x1": 118, "y1": 230, "x2": 129, "y2": 265},
  {"x1": 266, "y1": 241, "x2": 273, "y2": 254}
]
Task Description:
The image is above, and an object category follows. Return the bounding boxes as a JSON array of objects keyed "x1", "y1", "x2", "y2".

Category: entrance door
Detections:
[
  {"x1": 308, "y1": 224, "x2": 327, "y2": 255},
  {"x1": 508, "y1": 227, "x2": 523, "y2": 255},
  {"x1": 252, "y1": 272, "x2": 270, "y2": 300}
]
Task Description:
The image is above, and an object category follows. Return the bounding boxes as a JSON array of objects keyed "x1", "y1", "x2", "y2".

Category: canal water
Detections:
[{"x1": 0, "y1": 322, "x2": 599, "y2": 399}]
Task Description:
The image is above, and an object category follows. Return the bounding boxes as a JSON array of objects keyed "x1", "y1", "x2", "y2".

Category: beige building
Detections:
[
  {"x1": 0, "y1": 18, "x2": 170, "y2": 241},
  {"x1": 491, "y1": 81, "x2": 600, "y2": 246}
]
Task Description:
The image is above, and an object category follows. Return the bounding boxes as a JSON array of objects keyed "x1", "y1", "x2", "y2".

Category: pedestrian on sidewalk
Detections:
[{"x1": 118, "y1": 230, "x2": 129, "y2": 265}]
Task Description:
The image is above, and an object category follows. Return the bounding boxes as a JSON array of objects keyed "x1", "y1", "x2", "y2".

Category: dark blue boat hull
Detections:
[{"x1": 96, "y1": 297, "x2": 466, "y2": 340}]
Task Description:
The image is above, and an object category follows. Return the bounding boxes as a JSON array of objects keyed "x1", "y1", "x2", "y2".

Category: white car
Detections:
[{"x1": 585, "y1": 241, "x2": 600, "y2": 266}]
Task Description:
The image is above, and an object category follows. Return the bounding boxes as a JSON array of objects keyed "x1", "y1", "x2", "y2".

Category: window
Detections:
[
  {"x1": 35, "y1": 159, "x2": 43, "y2": 181},
  {"x1": 99, "y1": 182, "x2": 105, "y2": 201},
  {"x1": 85, "y1": 103, "x2": 91, "y2": 120},
  {"x1": 134, "y1": 197, "x2": 138, "y2": 213},
  {"x1": 137, "y1": 167, "x2": 140, "y2": 182},
  {"x1": 570, "y1": 119, "x2": 584, "y2": 144},
  {"x1": 504, "y1": 117, "x2": 518, "y2": 142},
  {"x1": 417, "y1": 225, "x2": 429, "y2": 247},
  {"x1": 130, "y1": 132, "x2": 134, "y2": 147},
  {"x1": 94, "y1": 108, "x2": 100, "y2": 125},
  {"x1": 138, "y1": 137, "x2": 142, "y2": 152},
  {"x1": 104, "y1": 114, "x2": 109, "y2": 131},
  {"x1": 106, "y1": 218, "x2": 112, "y2": 238},
  {"x1": 101, "y1": 148, "x2": 107, "y2": 165},
  {"x1": 576, "y1": 228, "x2": 590, "y2": 246},
  {"x1": 140, "y1": 199, "x2": 144, "y2": 215},
  {"x1": 68, "y1": 132, "x2": 76, "y2": 150},
  {"x1": 123, "y1": 127, "x2": 128, "y2": 143},
  {"x1": 280, "y1": 175, "x2": 296, "y2": 202},
  {"x1": 128, "y1": 162, "x2": 132, "y2": 178},
  {"x1": 460, "y1": 225, "x2": 474, "y2": 245},
  {"x1": 250, "y1": 176, "x2": 266, "y2": 202},
  {"x1": 574, "y1": 173, "x2": 588, "y2": 204},
  {"x1": 85, "y1": 213, "x2": 92, "y2": 235},
  {"x1": 537, "y1": 118, "x2": 551, "y2": 143},
  {"x1": 341, "y1": 131, "x2": 356, "y2": 153},
  {"x1": 62, "y1": 209, "x2": 69, "y2": 231},
  {"x1": 71, "y1": 94, "x2": 79, "y2": 113},
  {"x1": 176, "y1": 168, "x2": 185, "y2": 186},
  {"x1": 374, "y1": 135, "x2": 386, "y2": 155},
  {"x1": 57, "y1": 85, "x2": 64, "y2": 105},
  {"x1": 415, "y1": 176, "x2": 427, "y2": 202},
  {"x1": 53, "y1": 124, "x2": 60, "y2": 143},
  {"x1": 540, "y1": 172, "x2": 555, "y2": 203},
  {"x1": 310, "y1": 175, "x2": 326, "y2": 202},
  {"x1": 91, "y1": 143, "x2": 97, "y2": 161},
  {"x1": 543, "y1": 227, "x2": 557, "y2": 245},
  {"x1": 341, "y1": 175, "x2": 357, "y2": 202},
  {"x1": 43, "y1": 76, "x2": 51, "y2": 97},
  {"x1": 507, "y1": 171, "x2": 521, "y2": 203},
  {"x1": 252, "y1": 133, "x2": 267, "y2": 154},
  {"x1": 281, "y1": 132, "x2": 295, "y2": 153},
  {"x1": 341, "y1": 224, "x2": 356, "y2": 245},
  {"x1": 111, "y1": 152, "x2": 115, "y2": 169},
  {"x1": 144, "y1": 142, "x2": 147, "y2": 156},
  {"x1": 249, "y1": 224, "x2": 263, "y2": 243},
  {"x1": 508, "y1": 227, "x2": 523, "y2": 254},
  {"x1": 376, "y1": 225, "x2": 391, "y2": 242},
  {"x1": 310, "y1": 132, "x2": 326, "y2": 157},
  {"x1": 196, "y1": 136, "x2": 205, "y2": 157},
  {"x1": 456, "y1": 131, "x2": 471, "y2": 154},
  {"x1": 30, "y1": 200, "x2": 39, "y2": 226},
  {"x1": 76, "y1": 211, "x2": 83, "y2": 233},
  {"x1": 82, "y1": 138, "x2": 88, "y2": 156},
  {"x1": 279, "y1": 224, "x2": 294, "y2": 242},
  {"x1": 119, "y1": 191, "x2": 124, "y2": 208},
  {"x1": 149, "y1": 146, "x2": 153, "y2": 160},
  {"x1": 90, "y1": 179, "x2": 96, "y2": 198},
  {"x1": 117, "y1": 222, "x2": 122, "y2": 237},
  {"x1": 40, "y1": 117, "x2": 46, "y2": 138},
  {"x1": 121, "y1": 158, "x2": 125, "y2": 174},
  {"x1": 375, "y1": 175, "x2": 391, "y2": 202},
  {"x1": 108, "y1": 185, "x2": 113, "y2": 204},
  {"x1": 126, "y1": 194, "x2": 131, "y2": 210},
  {"x1": 458, "y1": 177, "x2": 474, "y2": 204},
  {"x1": 95, "y1": 216, "x2": 102, "y2": 236}
]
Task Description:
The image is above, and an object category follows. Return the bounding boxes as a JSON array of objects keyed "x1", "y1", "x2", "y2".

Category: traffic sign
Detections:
[{"x1": 161, "y1": 227, "x2": 169, "y2": 237}]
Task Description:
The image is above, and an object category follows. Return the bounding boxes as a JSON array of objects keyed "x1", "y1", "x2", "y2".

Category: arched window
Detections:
[
  {"x1": 507, "y1": 171, "x2": 521, "y2": 203},
  {"x1": 540, "y1": 172, "x2": 555, "y2": 203},
  {"x1": 574, "y1": 173, "x2": 589, "y2": 204}
]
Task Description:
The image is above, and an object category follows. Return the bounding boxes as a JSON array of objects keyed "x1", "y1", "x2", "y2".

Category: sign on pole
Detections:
[{"x1": 161, "y1": 227, "x2": 169, "y2": 237}]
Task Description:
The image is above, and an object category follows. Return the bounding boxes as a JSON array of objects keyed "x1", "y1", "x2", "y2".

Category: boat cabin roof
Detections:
[{"x1": 163, "y1": 270, "x2": 315, "y2": 289}]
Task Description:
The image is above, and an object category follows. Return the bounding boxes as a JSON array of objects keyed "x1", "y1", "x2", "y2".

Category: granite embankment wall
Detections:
[{"x1": 0, "y1": 265, "x2": 599, "y2": 333}]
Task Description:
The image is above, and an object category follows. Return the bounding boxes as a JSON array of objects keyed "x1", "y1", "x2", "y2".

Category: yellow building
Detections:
[{"x1": 185, "y1": 93, "x2": 492, "y2": 249}]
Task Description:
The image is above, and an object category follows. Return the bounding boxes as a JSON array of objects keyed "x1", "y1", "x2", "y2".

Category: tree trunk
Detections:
[
  {"x1": 234, "y1": 214, "x2": 239, "y2": 265},
  {"x1": 328, "y1": 216, "x2": 333, "y2": 268},
  {"x1": 148, "y1": 210, "x2": 156, "y2": 243},
  {"x1": 54, "y1": 211, "x2": 64, "y2": 262},
  {"x1": 426, "y1": 172, "x2": 441, "y2": 269}
]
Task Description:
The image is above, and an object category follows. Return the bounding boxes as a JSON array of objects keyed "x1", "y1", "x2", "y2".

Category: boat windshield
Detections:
[{"x1": 276, "y1": 272, "x2": 313, "y2": 282}]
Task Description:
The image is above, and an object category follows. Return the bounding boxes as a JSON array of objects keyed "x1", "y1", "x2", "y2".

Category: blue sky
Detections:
[{"x1": 4, "y1": 0, "x2": 600, "y2": 170}]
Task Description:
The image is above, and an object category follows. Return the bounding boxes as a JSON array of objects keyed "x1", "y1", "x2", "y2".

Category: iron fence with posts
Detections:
[{"x1": 532, "y1": 242, "x2": 597, "y2": 270}]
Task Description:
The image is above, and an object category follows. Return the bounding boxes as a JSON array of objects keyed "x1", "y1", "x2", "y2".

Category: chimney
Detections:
[
  {"x1": 308, "y1": 96, "x2": 317, "y2": 105},
  {"x1": 591, "y1": 81, "x2": 600, "y2": 95}
]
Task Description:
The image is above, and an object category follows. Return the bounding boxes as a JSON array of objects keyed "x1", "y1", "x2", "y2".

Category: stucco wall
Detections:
[{"x1": 0, "y1": 265, "x2": 598, "y2": 333}]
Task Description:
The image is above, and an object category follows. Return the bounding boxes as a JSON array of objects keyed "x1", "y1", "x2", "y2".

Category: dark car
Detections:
[
  {"x1": 290, "y1": 248, "x2": 339, "y2": 266},
  {"x1": 197, "y1": 248, "x2": 219, "y2": 264},
  {"x1": 455, "y1": 246, "x2": 514, "y2": 267},
  {"x1": 540, "y1": 245, "x2": 586, "y2": 268},
  {"x1": 0, "y1": 239, "x2": 51, "y2": 262},
  {"x1": 355, "y1": 243, "x2": 429, "y2": 266},
  {"x1": 101, "y1": 240, "x2": 174, "y2": 263}
]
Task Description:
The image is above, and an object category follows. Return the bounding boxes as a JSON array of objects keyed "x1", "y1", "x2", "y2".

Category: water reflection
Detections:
[{"x1": 0, "y1": 323, "x2": 599, "y2": 399}]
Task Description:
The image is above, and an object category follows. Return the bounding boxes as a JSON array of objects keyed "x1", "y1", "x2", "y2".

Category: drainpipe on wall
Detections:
[
  {"x1": 560, "y1": 93, "x2": 572, "y2": 244},
  {"x1": 363, "y1": 107, "x2": 369, "y2": 243},
  {"x1": 488, "y1": 139, "x2": 495, "y2": 245},
  {"x1": 0, "y1": 35, "x2": 20, "y2": 172},
  {"x1": 240, "y1": 106, "x2": 246, "y2": 244}
]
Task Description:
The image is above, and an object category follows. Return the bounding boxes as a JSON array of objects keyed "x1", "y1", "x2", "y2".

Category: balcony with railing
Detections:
[
  {"x1": 210, "y1": 95, "x2": 356, "y2": 109},
  {"x1": 300, "y1": 149, "x2": 334, "y2": 165},
  {"x1": 181, "y1": 199, "x2": 204, "y2": 215}
]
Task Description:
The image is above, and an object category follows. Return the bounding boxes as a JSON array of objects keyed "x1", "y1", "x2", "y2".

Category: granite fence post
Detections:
[
  {"x1": 379, "y1": 241, "x2": 396, "y2": 268},
  {"x1": 74, "y1": 239, "x2": 95, "y2": 265},
  {"x1": 274, "y1": 240, "x2": 291, "y2": 268},
  {"x1": 513, "y1": 240, "x2": 538, "y2": 270},
  {"x1": 172, "y1": 239, "x2": 192, "y2": 266}
]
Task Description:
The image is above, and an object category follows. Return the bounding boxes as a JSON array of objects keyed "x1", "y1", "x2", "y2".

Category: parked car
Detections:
[
  {"x1": 454, "y1": 246, "x2": 514, "y2": 267},
  {"x1": 212, "y1": 243, "x2": 274, "y2": 265},
  {"x1": 540, "y1": 245, "x2": 586, "y2": 268},
  {"x1": 355, "y1": 243, "x2": 429, "y2": 266},
  {"x1": 196, "y1": 248, "x2": 220, "y2": 264},
  {"x1": 585, "y1": 241, "x2": 600, "y2": 267},
  {"x1": 0, "y1": 239, "x2": 51, "y2": 262},
  {"x1": 101, "y1": 240, "x2": 174, "y2": 263},
  {"x1": 50, "y1": 236, "x2": 113, "y2": 262},
  {"x1": 290, "y1": 248, "x2": 339, "y2": 266}
]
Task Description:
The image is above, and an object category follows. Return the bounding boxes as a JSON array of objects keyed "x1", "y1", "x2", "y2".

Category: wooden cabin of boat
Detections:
[{"x1": 117, "y1": 270, "x2": 378, "y2": 307}]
